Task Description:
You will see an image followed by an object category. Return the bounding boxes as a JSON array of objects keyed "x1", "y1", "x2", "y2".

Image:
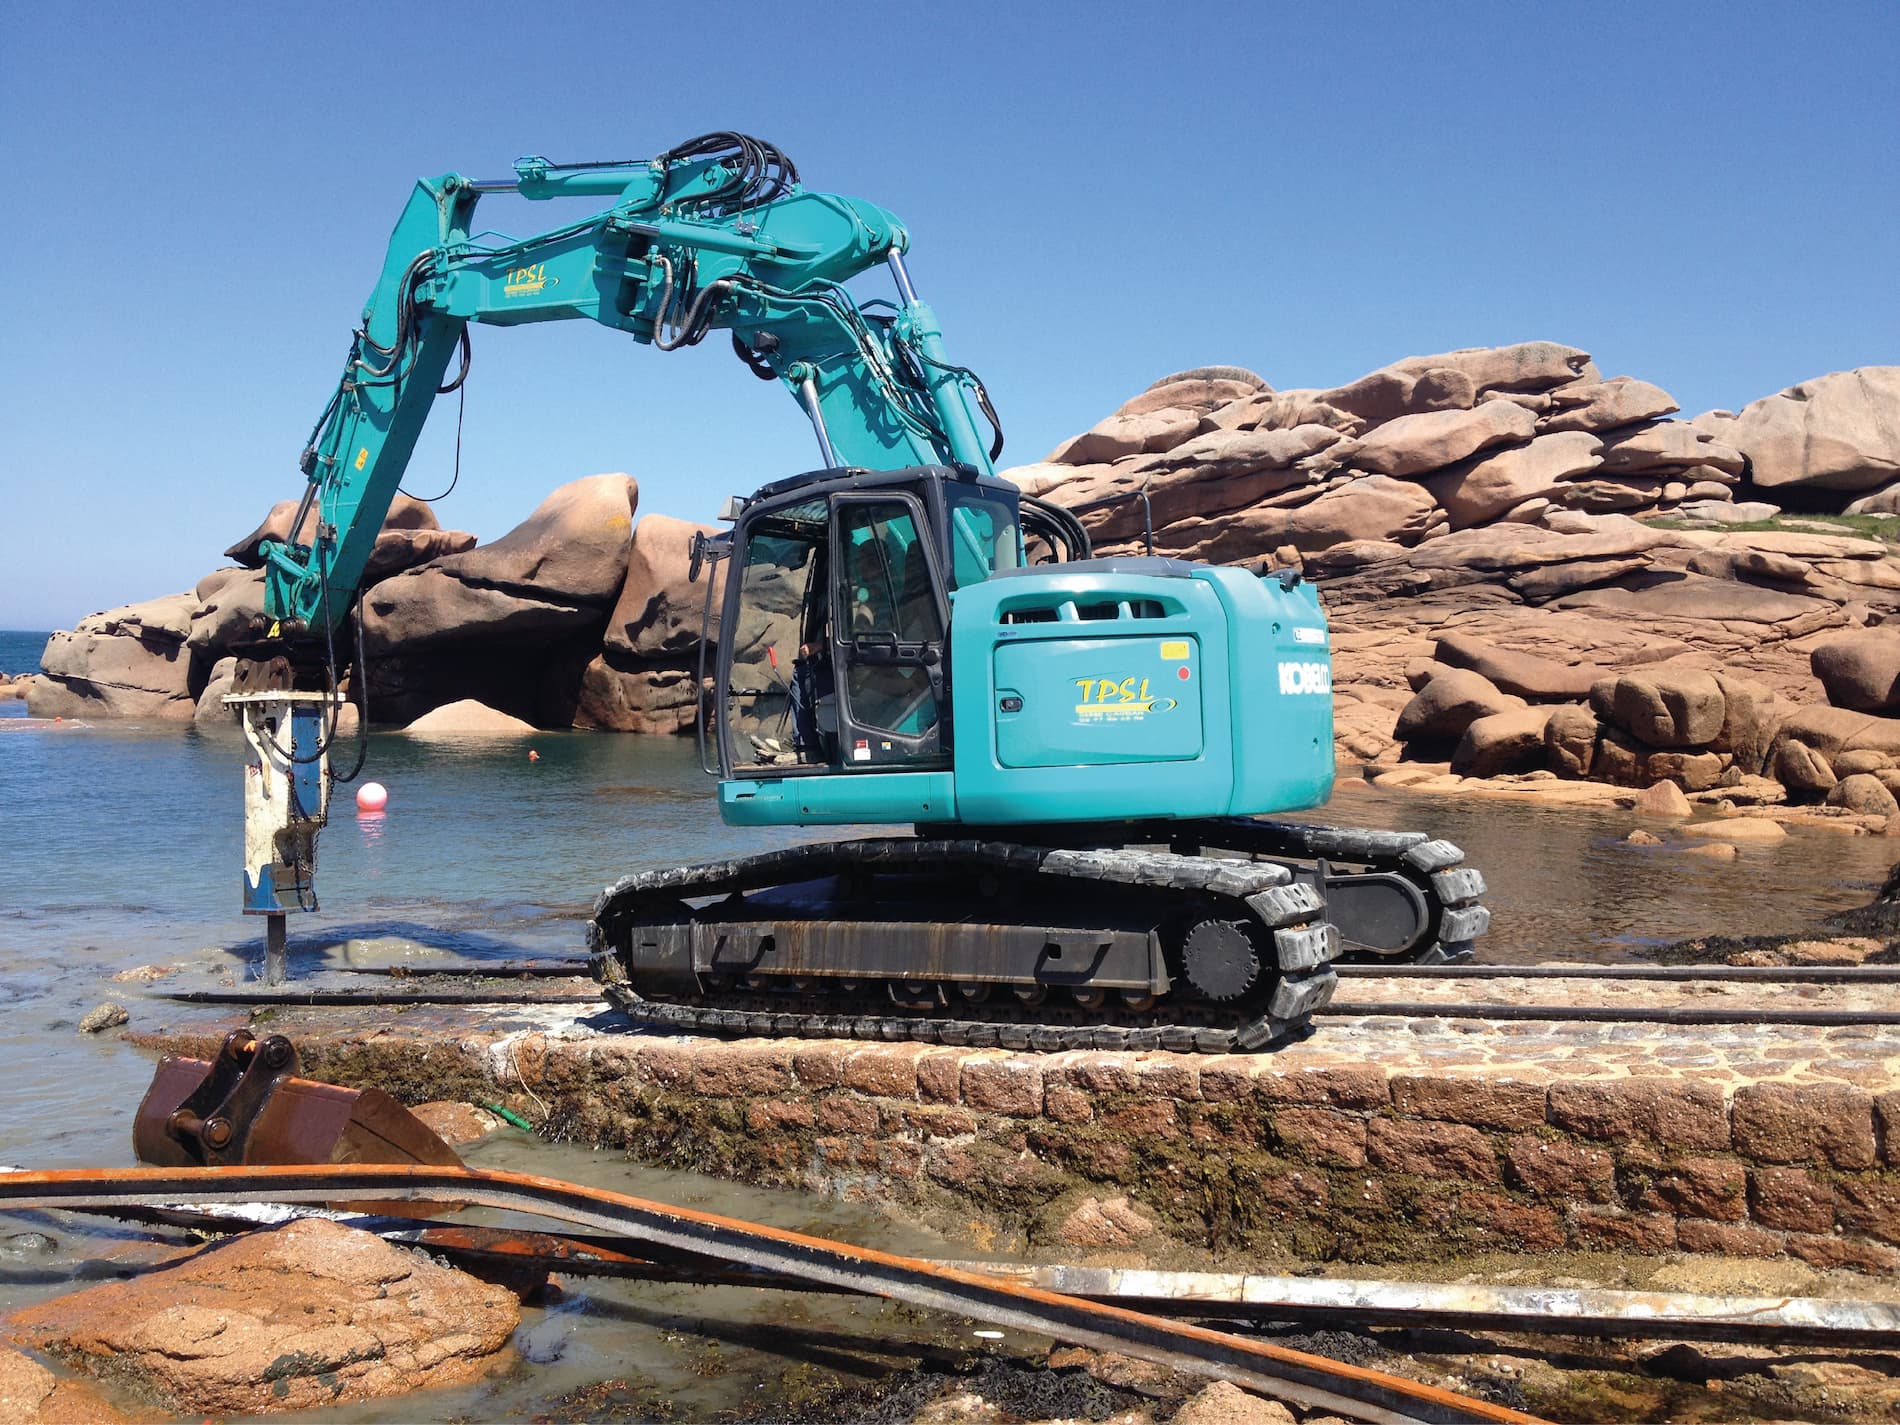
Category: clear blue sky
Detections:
[{"x1": 2, "y1": 1, "x2": 1894, "y2": 629}]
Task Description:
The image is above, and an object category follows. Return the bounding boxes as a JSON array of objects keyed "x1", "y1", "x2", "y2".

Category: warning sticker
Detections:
[{"x1": 1159, "y1": 640, "x2": 1191, "y2": 660}]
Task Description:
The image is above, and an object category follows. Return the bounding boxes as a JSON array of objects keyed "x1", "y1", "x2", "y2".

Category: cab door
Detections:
[{"x1": 830, "y1": 493, "x2": 950, "y2": 767}]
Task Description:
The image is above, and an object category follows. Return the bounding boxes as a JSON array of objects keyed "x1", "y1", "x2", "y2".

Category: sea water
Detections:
[
  {"x1": 0, "y1": 629, "x2": 49, "y2": 677},
  {"x1": 1, "y1": 692, "x2": 1895, "y2": 1418}
]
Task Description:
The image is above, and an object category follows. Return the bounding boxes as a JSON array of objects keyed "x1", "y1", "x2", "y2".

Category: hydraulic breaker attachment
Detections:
[
  {"x1": 133, "y1": 1029, "x2": 464, "y2": 1178},
  {"x1": 227, "y1": 690, "x2": 334, "y2": 985}
]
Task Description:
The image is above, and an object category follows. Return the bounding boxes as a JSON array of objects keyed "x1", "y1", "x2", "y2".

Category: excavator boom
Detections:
[{"x1": 262, "y1": 134, "x2": 997, "y2": 636}]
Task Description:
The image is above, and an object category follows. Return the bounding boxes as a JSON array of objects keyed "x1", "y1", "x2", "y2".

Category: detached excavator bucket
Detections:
[{"x1": 134, "y1": 1029, "x2": 464, "y2": 1207}]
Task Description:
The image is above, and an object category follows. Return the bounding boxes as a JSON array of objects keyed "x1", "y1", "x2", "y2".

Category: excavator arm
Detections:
[{"x1": 261, "y1": 133, "x2": 1000, "y2": 637}]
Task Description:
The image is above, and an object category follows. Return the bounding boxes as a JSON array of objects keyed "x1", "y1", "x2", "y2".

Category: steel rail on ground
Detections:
[
  {"x1": 0, "y1": 1163, "x2": 1542, "y2": 1425},
  {"x1": 153, "y1": 985, "x2": 1900, "y2": 1028},
  {"x1": 92, "y1": 1199, "x2": 1900, "y2": 1351}
]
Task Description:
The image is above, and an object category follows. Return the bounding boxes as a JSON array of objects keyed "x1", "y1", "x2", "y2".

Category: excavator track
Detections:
[
  {"x1": 1167, "y1": 819, "x2": 1491, "y2": 965},
  {"x1": 587, "y1": 822, "x2": 1487, "y2": 1053}
]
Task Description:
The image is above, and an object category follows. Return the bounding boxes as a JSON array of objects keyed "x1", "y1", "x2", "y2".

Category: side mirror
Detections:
[{"x1": 688, "y1": 530, "x2": 707, "y2": 584}]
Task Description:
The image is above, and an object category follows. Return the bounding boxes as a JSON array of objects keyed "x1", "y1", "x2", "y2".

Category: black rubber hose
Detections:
[{"x1": 1021, "y1": 494, "x2": 1092, "y2": 561}]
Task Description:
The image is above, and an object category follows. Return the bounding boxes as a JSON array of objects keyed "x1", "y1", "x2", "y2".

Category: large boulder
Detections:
[
  {"x1": 1451, "y1": 705, "x2": 1553, "y2": 777},
  {"x1": 1592, "y1": 732, "x2": 1728, "y2": 790},
  {"x1": 578, "y1": 512, "x2": 722, "y2": 736},
  {"x1": 1203, "y1": 391, "x2": 1366, "y2": 437},
  {"x1": 362, "y1": 474, "x2": 636, "y2": 652},
  {"x1": 1539, "y1": 377, "x2": 1679, "y2": 434},
  {"x1": 193, "y1": 656, "x2": 238, "y2": 725},
  {"x1": 361, "y1": 526, "x2": 478, "y2": 583},
  {"x1": 1319, "y1": 365, "x2": 1477, "y2": 424},
  {"x1": 1693, "y1": 367, "x2": 1900, "y2": 492},
  {"x1": 1343, "y1": 400, "x2": 1536, "y2": 478},
  {"x1": 1011, "y1": 425, "x2": 1352, "y2": 551},
  {"x1": 1388, "y1": 342, "x2": 1593, "y2": 396},
  {"x1": 1810, "y1": 628, "x2": 1900, "y2": 713},
  {"x1": 1827, "y1": 773, "x2": 1900, "y2": 818},
  {"x1": 403, "y1": 699, "x2": 536, "y2": 734},
  {"x1": 1543, "y1": 703, "x2": 1599, "y2": 776},
  {"x1": 186, "y1": 569, "x2": 266, "y2": 657},
  {"x1": 573, "y1": 658, "x2": 701, "y2": 734},
  {"x1": 1589, "y1": 668, "x2": 1725, "y2": 748},
  {"x1": 1127, "y1": 423, "x2": 1350, "y2": 488},
  {"x1": 1045, "y1": 374, "x2": 1266, "y2": 463},
  {"x1": 1553, "y1": 570, "x2": 1831, "y2": 624},
  {"x1": 1433, "y1": 632, "x2": 1603, "y2": 700},
  {"x1": 1394, "y1": 668, "x2": 1523, "y2": 744},
  {"x1": 1775, "y1": 705, "x2": 1900, "y2": 765},
  {"x1": 27, "y1": 594, "x2": 200, "y2": 720},
  {"x1": 1844, "y1": 482, "x2": 1900, "y2": 515},
  {"x1": 1121, "y1": 371, "x2": 1268, "y2": 414},
  {"x1": 1710, "y1": 672, "x2": 1782, "y2": 773},
  {"x1": 603, "y1": 513, "x2": 722, "y2": 661},
  {"x1": 5, "y1": 1218, "x2": 516, "y2": 1416},
  {"x1": 1509, "y1": 553, "x2": 1654, "y2": 602},
  {"x1": 1595, "y1": 421, "x2": 1744, "y2": 478},
  {"x1": 1046, "y1": 407, "x2": 1204, "y2": 465},
  {"x1": 1772, "y1": 738, "x2": 1838, "y2": 794},
  {"x1": 1425, "y1": 431, "x2": 1604, "y2": 528},
  {"x1": 1166, "y1": 473, "x2": 1439, "y2": 562},
  {"x1": 224, "y1": 492, "x2": 439, "y2": 566}
]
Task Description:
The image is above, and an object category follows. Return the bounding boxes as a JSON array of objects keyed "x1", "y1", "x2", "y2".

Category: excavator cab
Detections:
[{"x1": 712, "y1": 465, "x2": 1022, "y2": 780}]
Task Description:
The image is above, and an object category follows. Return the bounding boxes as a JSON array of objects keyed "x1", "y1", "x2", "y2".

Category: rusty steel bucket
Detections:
[{"x1": 134, "y1": 1029, "x2": 464, "y2": 1182}]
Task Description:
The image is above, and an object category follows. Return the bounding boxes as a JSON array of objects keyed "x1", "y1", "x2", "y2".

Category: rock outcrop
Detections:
[
  {"x1": 29, "y1": 492, "x2": 480, "y2": 725},
  {"x1": 1810, "y1": 628, "x2": 1900, "y2": 713},
  {"x1": 362, "y1": 475, "x2": 635, "y2": 652},
  {"x1": 575, "y1": 511, "x2": 721, "y2": 734},
  {"x1": 360, "y1": 473, "x2": 637, "y2": 726},
  {"x1": 29, "y1": 593, "x2": 199, "y2": 719},
  {"x1": 32, "y1": 343, "x2": 1900, "y2": 782},
  {"x1": 1694, "y1": 368, "x2": 1900, "y2": 493},
  {"x1": 0, "y1": 1345, "x2": 128, "y2": 1424},
  {"x1": 224, "y1": 492, "x2": 441, "y2": 566},
  {"x1": 1012, "y1": 341, "x2": 1762, "y2": 559},
  {"x1": 1007, "y1": 345, "x2": 1900, "y2": 807},
  {"x1": 5, "y1": 1218, "x2": 516, "y2": 1415}
]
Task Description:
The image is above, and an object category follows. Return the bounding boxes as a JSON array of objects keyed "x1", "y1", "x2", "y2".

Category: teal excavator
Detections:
[{"x1": 238, "y1": 133, "x2": 1488, "y2": 1052}]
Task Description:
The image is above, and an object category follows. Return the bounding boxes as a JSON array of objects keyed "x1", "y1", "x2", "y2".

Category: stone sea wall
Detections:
[{"x1": 137, "y1": 1018, "x2": 1900, "y2": 1273}]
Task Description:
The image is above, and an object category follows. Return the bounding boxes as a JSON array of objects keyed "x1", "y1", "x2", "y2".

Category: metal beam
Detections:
[
  {"x1": 0, "y1": 1163, "x2": 1541, "y2": 1425},
  {"x1": 93, "y1": 1196, "x2": 1900, "y2": 1351}
]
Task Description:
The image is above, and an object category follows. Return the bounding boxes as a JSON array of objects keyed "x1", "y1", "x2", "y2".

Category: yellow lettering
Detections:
[
  {"x1": 1117, "y1": 677, "x2": 1138, "y2": 702},
  {"x1": 1138, "y1": 678, "x2": 1151, "y2": 701},
  {"x1": 1074, "y1": 679, "x2": 1096, "y2": 702}
]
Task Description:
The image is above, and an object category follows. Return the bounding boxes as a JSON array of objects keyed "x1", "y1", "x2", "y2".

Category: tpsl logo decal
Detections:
[
  {"x1": 1073, "y1": 677, "x2": 1178, "y2": 719},
  {"x1": 1278, "y1": 661, "x2": 1331, "y2": 695}
]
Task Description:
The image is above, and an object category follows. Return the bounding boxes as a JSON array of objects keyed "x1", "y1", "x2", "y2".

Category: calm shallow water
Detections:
[{"x1": 1, "y1": 713, "x2": 1894, "y2": 1418}]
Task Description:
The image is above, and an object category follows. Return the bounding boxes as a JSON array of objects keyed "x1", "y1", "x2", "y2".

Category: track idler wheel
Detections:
[{"x1": 1179, "y1": 918, "x2": 1265, "y2": 1001}]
